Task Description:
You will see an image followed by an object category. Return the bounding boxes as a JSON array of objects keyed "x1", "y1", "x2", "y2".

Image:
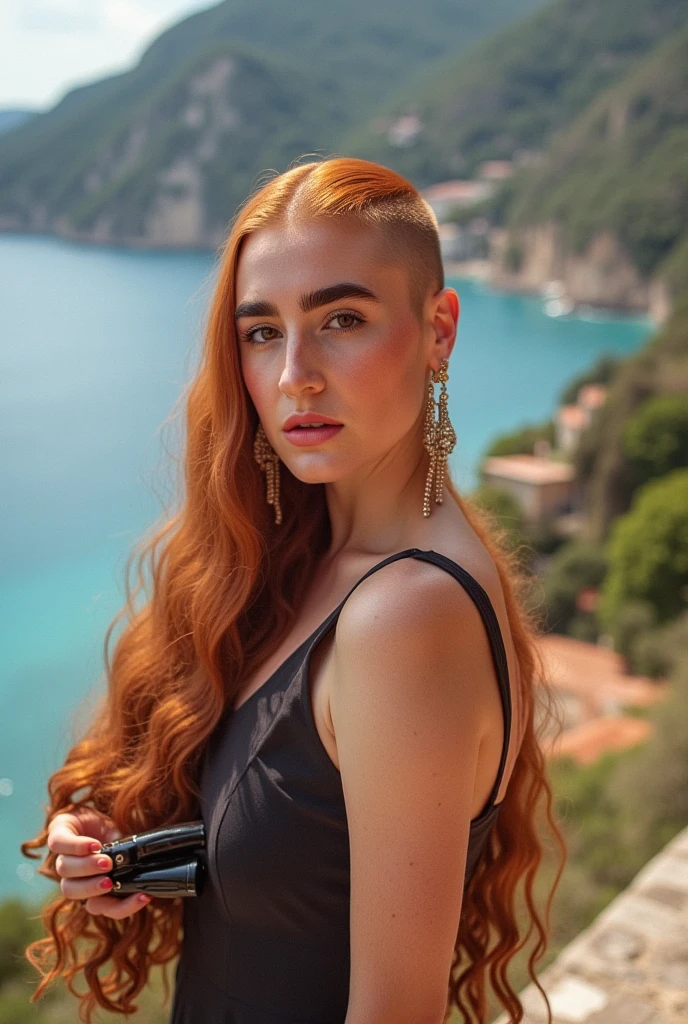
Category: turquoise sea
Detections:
[{"x1": 0, "y1": 233, "x2": 653, "y2": 901}]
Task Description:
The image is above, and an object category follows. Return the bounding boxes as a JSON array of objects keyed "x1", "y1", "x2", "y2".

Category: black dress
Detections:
[{"x1": 169, "y1": 548, "x2": 514, "y2": 1023}]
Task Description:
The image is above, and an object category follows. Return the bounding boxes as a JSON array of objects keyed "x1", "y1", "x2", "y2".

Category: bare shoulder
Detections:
[
  {"x1": 329, "y1": 552, "x2": 499, "y2": 736},
  {"x1": 336, "y1": 551, "x2": 488, "y2": 645},
  {"x1": 337, "y1": 547, "x2": 502, "y2": 654}
]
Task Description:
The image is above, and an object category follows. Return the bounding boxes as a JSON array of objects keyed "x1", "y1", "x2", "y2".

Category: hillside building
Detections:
[
  {"x1": 481, "y1": 453, "x2": 577, "y2": 523},
  {"x1": 420, "y1": 179, "x2": 494, "y2": 221},
  {"x1": 556, "y1": 384, "x2": 608, "y2": 453}
]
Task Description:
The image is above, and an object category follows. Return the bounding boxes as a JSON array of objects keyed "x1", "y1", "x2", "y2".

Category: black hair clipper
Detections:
[{"x1": 100, "y1": 820, "x2": 206, "y2": 898}]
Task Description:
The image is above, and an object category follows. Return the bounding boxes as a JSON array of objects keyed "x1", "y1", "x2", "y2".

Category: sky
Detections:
[{"x1": 0, "y1": 0, "x2": 214, "y2": 110}]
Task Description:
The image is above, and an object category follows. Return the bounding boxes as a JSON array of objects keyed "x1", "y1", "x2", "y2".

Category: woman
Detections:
[{"x1": 22, "y1": 157, "x2": 566, "y2": 1024}]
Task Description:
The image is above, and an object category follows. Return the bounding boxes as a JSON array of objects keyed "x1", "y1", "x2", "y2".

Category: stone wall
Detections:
[{"x1": 492, "y1": 825, "x2": 688, "y2": 1024}]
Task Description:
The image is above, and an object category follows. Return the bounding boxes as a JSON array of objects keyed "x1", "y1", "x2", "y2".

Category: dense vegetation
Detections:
[
  {"x1": 347, "y1": 0, "x2": 688, "y2": 313},
  {"x1": 501, "y1": 26, "x2": 688, "y2": 299},
  {"x1": 2, "y1": 0, "x2": 686, "y2": 266},
  {"x1": 0, "y1": 39, "x2": 351, "y2": 239},
  {"x1": 0, "y1": 0, "x2": 544, "y2": 241},
  {"x1": 473, "y1": 294, "x2": 688, "y2": 657},
  {"x1": 575, "y1": 292, "x2": 688, "y2": 539},
  {"x1": 347, "y1": 0, "x2": 688, "y2": 184}
]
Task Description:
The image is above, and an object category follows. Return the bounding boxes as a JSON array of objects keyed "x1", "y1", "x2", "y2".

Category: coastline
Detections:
[{"x1": 444, "y1": 257, "x2": 663, "y2": 328}]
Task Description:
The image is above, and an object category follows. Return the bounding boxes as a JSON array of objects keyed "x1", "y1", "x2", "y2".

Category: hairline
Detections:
[{"x1": 245, "y1": 207, "x2": 444, "y2": 324}]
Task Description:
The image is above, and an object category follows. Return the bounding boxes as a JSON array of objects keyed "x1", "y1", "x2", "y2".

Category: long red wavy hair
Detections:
[{"x1": 21, "y1": 156, "x2": 566, "y2": 1023}]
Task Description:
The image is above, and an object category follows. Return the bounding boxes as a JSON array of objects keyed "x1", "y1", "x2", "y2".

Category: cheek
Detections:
[
  {"x1": 240, "y1": 354, "x2": 273, "y2": 415},
  {"x1": 347, "y1": 325, "x2": 420, "y2": 424}
]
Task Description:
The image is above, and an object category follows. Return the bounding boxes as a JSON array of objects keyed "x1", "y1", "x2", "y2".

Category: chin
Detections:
[{"x1": 285, "y1": 459, "x2": 345, "y2": 485}]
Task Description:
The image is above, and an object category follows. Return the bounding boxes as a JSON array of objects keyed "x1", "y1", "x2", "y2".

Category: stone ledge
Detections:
[{"x1": 492, "y1": 825, "x2": 688, "y2": 1024}]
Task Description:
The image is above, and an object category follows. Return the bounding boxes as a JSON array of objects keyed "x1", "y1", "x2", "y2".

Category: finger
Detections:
[
  {"x1": 82, "y1": 892, "x2": 152, "y2": 919},
  {"x1": 48, "y1": 816, "x2": 105, "y2": 857},
  {"x1": 60, "y1": 871, "x2": 119, "y2": 901},
  {"x1": 55, "y1": 851, "x2": 113, "y2": 879},
  {"x1": 48, "y1": 810, "x2": 122, "y2": 856}
]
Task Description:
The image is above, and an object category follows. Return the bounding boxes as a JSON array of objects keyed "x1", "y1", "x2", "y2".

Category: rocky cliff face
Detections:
[
  {"x1": 0, "y1": 43, "x2": 341, "y2": 250},
  {"x1": 1, "y1": 0, "x2": 551, "y2": 251},
  {"x1": 61, "y1": 56, "x2": 237, "y2": 249},
  {"x1": 489, "y1": 223, "x2": 672, "y2": 325}
]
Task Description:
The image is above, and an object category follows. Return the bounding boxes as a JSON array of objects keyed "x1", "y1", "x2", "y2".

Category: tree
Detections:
[
  {"x1": 611, "y1": 599, "x2": 657, "y2": 666},
  {"x1": 558, "y1": 354, "x2": 621, "y2": 407},
  {"x1": 632, "y1": 608, "x2": 688, "y2": 678},
  {"x1": 622, "y1": 393, "x2": 688, "y2": 488},
  {"x1": 541, "y1": 539, "x2": 608, "y2": 635},
  {"x1": 483, "y1": 419, "x2": 555, "y2": 458},
  {"x1": 599, "y1": 468, "x2": 688, "y2": 629}
]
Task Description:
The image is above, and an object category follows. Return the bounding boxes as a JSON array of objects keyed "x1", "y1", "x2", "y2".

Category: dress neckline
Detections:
[
  {"x1": 229, "y1": 550, "x2": 423, "y2": 714},
  {"x1": 230, "y1": 547, "x2": 505, "y2": 715},
  {"x1": 227, "y1": 546, "x2": 513, "y2": 819}
]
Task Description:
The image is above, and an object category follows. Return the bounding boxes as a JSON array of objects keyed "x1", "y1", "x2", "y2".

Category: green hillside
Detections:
[
  {"x1": 0, "y1": 41, "x2": 341, "y2": 242},
  {"x1": 575, "y1": 290, "x2": 688, "y2": 543},
  {"x1": 0, "y1": 0, "x2": 544, "y2": 245},
  {"x1": 345, "y1": 0, "x2": 688, "y2": 186},
  {"x1": 501, "y1": 26, "x2": 688, "y2": 299}
]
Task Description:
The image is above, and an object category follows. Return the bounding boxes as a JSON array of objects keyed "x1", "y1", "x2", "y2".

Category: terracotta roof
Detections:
[
  {"x1": 537, "y1": 633, "x2": 668, "y2": 713},
  {"x1": 545, "y1": 714, "x2": 655, "y2": 765},
  {"x1": 483, "y1": 454, "x2": 575, "y2": 484}
]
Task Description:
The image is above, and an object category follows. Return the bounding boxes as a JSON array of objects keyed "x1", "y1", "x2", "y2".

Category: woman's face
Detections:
[{"x1": 234, "y1": 217, "x2": 458, "y2": 486}]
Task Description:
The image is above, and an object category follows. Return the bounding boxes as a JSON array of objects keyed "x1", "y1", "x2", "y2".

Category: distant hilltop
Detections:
[
  {"x1": 0, "y1": 0, "x2": 545, "y2": 248},
  {"x1": 0, "y1": 0, "x2": 686, "y2": 318},
  {"x1": 0, "y1": 109, "x2": 37, "y2": 135}
]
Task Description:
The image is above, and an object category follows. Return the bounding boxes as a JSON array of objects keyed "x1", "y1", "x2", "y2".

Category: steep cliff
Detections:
[
  {"x1": 0, "y1": 0, "x2": 545, "y2": 247},
  {"x1": 490, "y1": 26, "x2": 688, "y2": 321}
]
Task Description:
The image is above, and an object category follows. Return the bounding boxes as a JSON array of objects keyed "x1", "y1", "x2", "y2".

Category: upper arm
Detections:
[{"x1": 329, "y1": 562, "x2": 495, "y2": 1024}]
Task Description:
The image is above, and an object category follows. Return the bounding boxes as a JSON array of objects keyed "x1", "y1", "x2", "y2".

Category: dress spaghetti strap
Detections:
[{"x1": 298, "y1": 547, "x2": 514, "y2": 814}]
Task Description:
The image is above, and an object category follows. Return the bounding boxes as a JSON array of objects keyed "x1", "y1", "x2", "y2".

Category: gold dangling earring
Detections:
[
  {"x1": 422, "y1": 357, "x2": 456, "y2": 518},
  {"x1": 253, "y1": 422, "x2": 283, "y2": 525}
]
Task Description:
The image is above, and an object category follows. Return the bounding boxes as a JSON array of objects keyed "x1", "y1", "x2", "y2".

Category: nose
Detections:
[{"x1": 278, "y1": 331, "x2": 325, "y2": 399}]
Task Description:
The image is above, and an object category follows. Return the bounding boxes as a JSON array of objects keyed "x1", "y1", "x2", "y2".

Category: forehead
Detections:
[{"x1": 235, "y1": 218, "x2": 407, "y2": 302}]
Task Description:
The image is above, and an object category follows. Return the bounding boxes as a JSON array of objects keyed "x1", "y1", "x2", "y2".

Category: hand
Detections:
[{"x1": 48, "y1": 807, "x2": 152, "y2": 919}]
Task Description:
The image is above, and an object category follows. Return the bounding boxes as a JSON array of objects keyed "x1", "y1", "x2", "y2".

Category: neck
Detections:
[{"x1": 323, "y1": 434, "x2": 439, "y2": 559}]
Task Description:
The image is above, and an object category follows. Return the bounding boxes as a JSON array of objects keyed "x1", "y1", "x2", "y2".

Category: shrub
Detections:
[{"x1": 599, "y1": 468, "x2": 688, "y2": 628}]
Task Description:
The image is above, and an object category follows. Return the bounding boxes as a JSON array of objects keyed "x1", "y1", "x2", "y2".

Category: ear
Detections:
[{"x1": 427, "y1": 287, "x2": 459, "y2": 372}]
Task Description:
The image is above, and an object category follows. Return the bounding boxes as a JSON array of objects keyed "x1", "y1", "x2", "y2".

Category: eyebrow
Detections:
[{"x1": 233, "y1": 282, "x2": 380, "y2": 320}]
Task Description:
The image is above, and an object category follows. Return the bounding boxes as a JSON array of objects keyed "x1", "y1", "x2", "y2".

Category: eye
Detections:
[
  {"x1": 239, "y1": 310, "x2": 365, "y2": 345},
  {"x1": 325, "y1": 311, "x2": 365, "y2": 332},
  {"x1": 241, "y1": 324, "x2": 281, "y2": 345}
]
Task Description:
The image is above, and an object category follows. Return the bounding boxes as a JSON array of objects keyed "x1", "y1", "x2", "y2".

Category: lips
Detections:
[
  {"x1": 282, "y1": 412, "x2": 343, "y2": 431},
  {"x1": 282, "y1": 423, "x2": 344, "y2": 446}
]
